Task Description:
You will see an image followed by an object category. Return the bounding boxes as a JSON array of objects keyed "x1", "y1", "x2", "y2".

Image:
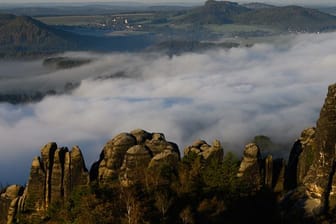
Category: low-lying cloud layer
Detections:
[{"x1": 1, "y1": 32, "x2": 336, "y2": 184}]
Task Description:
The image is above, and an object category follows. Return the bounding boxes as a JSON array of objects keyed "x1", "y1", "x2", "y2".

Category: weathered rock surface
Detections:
[
  {"x1": 281, "y1": 83, "x2": 336, "y2": 219},
  {"x1": 259, "y1": 154, "x2": 286, "y2": 193},
  {"x1": 285, "y1": 127, "x2": 316, "y2": 190},
  {"x1": 184, "y1": 139, "x2": 223, "y2": 163},
  {"x1": 272, "y1": 158, "x2": 286, "y2": 193},
  {"x1": 237, "y1": 143, "x2": 262, "y2": 191},
  {"x1": 0, "y1": 185, "x2": 24, "y2": 224},
  {"x1": 95, "y1": 133, "x2": 137, "y2": 183},
  {"x1": 264, "y1": 155, "x2": 273, "y2": 188},
  {"x1": 90, "y1": 129, "x2": 180, "y2": 185},
  {"x1": 120, "y1": 145, "x2": 152, "y2": 185},
  {"x1": 238, "y1": 143, "x2": 261, "y2": 176},
  {"x1": 22, "y1": 143, "x2": 89, "y2": 220},
  {"x1": 148, "y1": 149, "x2": 180, "y2": 169},
  {"x1": 303, "y1": 84, "x2": 336, "y2": 212}
]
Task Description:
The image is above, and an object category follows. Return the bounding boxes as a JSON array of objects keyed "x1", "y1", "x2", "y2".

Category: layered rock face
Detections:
[
  {"x1": 0, "y1": 185, "x2": 24, "y2": 224},
  {"x1": 303, "y1": 84, "x2": 336, "y2": 212},
  {"x1": 264, "y1": 155, "x2": 286, "y2": 193},
  {"x1": 285, "y1": 127, "x2": 316, "y2": 190},
  {"x1": 238, "y1": 143, "x2": 285, "y2": 193},
  {"x1": 184, "y1": 139, "x2": 223, "y2": 163},
  {"x1": 120, "y1": 145, "x2": 153, "y2": 185},
  {"x1": 23, "y1": 143, "x2": 89, "y2": 218},
  {"x1": 90, "y1": 129, "x2": 180, "y2": 185},
  {"x1": 238, "y1": 143, "x2": 261, "y2": 177},
  {"x1": 237, "y1": 143, "x2": 262, "y2": 191},
  {"x1": 282, "y1": 83, "x2": 336, "y2": 217}
]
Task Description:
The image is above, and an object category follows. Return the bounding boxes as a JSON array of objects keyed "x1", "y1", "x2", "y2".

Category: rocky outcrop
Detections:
[
  {"x1": 184, "y1": 139, "x2": 224, "y2": 163},
  {"x1": 0, "y1": 185, "x2": 24, "y2": 224},
  {"x1": 253, "y1": 153, "x2": 286, "y2": 193},
  {"x1": 285, "y1": 127, "x2": 316, "y2": 190},
  {"x1": 22, "y1": 143, "x2": 89, "y2": 220},
  {"x1": 94, "y1": 133, "x2": 137, "y2": 183},
  {"x1": 281, "y1": 83, "x2": 336, "y2": 219},
  {"x1": 90, "y1": 129, "x2": 180, "y2": 185},
  {"x1": 120, "y1": 145, "x2": 152, "y2": 185},
  {"x1": 148, "y1": 149, "x2": 180, "y2": 169},
  {"x1": 2, "y1": 83, "x2": 336, "y2": 223},
  {"x1": 302, "y1": 84, "x2": 336, "y2": 212},
  {"x1": 237, "y1": 143, "x2": 262, "y2": 192},
  {"x1": 272, "y1": 158, "x2": 286, "y2": 193}
]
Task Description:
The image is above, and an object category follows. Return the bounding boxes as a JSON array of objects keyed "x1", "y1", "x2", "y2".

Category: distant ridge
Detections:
[
  {"x1": 0, "y1": 13, "x2": 78, "y2": 57},
  {"x1": 0, "y1": 13, "x2": 153, "y2": 58},
  {"x1": 178, "y1": 0, "x2": 336, "y2": 32},
  {"x1": 181, "y1": 0, "x2": 250, "y2": 24},
  {"x1": 233, "y1": 5, "x2": 336, "y2": 31},
  {"x1": 242, "y1": 2, "x2": 276, "y2": 10}
]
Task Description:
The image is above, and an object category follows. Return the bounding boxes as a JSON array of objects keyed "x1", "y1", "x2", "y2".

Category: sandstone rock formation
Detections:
[
  {"x1": 92, "y1": 133, "x2": 137, "y2": 183},
  {"x1": 22, "y1": 143, "x2": 89, "y2": 220},
  {"x1": 281, "y1": 83, "x2": 336, "y2": 219},
  {"x1": 148, "y1": 149, "x2": 180, "y2": 169},
  {"x1": 2, "y1": 83, "x2": 336, "y2": 223},
  {"x1": 285, "y1": 127, "x2": 316, "y2": 190},
  {"x1": 264, "y1": 155, "x2": 273, "y2": 188},
  {"x1": 272, "y1": 158, "x2": 286, "y2": 193},
  {"x1": 303, "y1": 83, "x2": 336, "y2": 212},
  {"x1": 90, "y1": 129, "x2": 180, "y2": 185},
  {"x1": 184, "y1": 139, "x2": 223, "y2": 163},
  {"x1": 237, "y1": 143, "x2": 262, "y2": 192},
  {"x1": 120, "y1": 145, "x2": 152, "y2": 185},
  {"x1": 0, "y1": 185, "x2": 24, "y2": 224}
]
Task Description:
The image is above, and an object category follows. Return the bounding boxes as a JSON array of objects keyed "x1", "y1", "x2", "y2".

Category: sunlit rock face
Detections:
[
  {"x1": 0, "y1": 185, "x2": 24, "y2": 224},
  {"x1": 23, "y1": 143, "x2": 89, "y2": 219},
  {"x1": 184, "y1": 139, "x2": 224, "y2": 163},
  {"x1": 282, "y1": 83, "x2": 336, "y2": 218},
  {"x1": 303, "y1": 83, "x2": 336, "y2": 212},
  {"x1": 237, "y1": 143, "x2": 262, "y2": 192},
  {"x1": 238, "y1": 143, "x2": 262, "y2": 177},
  {"x1": 94, "y1": 133, "x2": 137, "y2": 183},
  {"x1": 90, "y1": 129, "x2": 180, "y2": 185}
]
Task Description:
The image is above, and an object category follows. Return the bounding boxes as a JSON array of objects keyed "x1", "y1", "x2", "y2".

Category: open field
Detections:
[
  {"x1": 36, "y1": 15, "x2": 106, "y2": 25},
  {"x1": 36, "y1": 13, "x2": 155, "y2": 26},
  {"x1": 205, "y1": 24, "x2": 279, "y2": 34}
]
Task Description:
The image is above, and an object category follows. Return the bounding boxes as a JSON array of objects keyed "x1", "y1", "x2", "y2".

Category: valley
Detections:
[{"x1": 0, "y1": 1, "x2": 336, "y2": 223}]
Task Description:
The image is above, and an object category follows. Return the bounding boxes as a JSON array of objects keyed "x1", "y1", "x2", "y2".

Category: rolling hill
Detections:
[
  {"x1": 181, "y1": 0, "x2": 250, "y2": 24},
  {"x1": 242, "y1": 2, "x2": 276, "y2": 10},
  {"x1": 0, "y1": 14, "x2": 79, "y2": 57},
  {"x1": 233, "y1": 5, "x2": 336, "y2": 32},
  {"x1": 177, "y1": 0, "x2": 336, "y2": 32},
  {"x1": 1, "y1": 1, "x2": 336, "y2": 58},
  {"x1": 0, "y1": 13, "x2": 154, "y2": 58}
]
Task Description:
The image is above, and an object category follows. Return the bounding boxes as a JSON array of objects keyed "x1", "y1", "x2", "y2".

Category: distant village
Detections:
[{"x1": 91, "y1": 16, "x2": 144, "y2": 31}]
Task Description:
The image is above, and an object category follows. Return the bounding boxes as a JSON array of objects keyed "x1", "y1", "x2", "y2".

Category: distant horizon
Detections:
[{"x1": 0, "y1": 0, "x2": 336, "y2": 7}]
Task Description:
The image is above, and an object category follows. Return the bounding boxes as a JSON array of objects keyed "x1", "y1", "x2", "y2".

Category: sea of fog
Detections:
[{"x1": 0, "y1": 32, "x2": 335, "y2": 185}]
